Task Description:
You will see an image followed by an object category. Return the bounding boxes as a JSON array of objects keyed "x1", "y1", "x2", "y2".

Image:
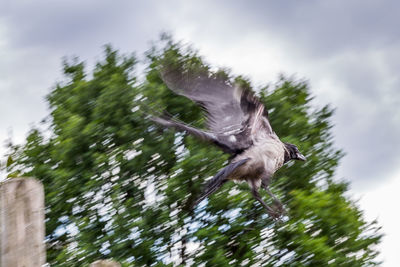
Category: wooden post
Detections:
[
  {"x1": 90, "y1": 259, "x2": 121, "y2": 267},
  {"x1": 0, "y1": 178, "x2": 46, "y2": 267}
]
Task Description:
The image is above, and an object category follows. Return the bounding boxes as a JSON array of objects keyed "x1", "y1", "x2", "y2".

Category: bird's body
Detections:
[
  {"x1": 232, "y1": 134, "x2": 286, "y2": 185},
  {"x1": 152, "y1": 62, "x2": 306, "y2": 218}
]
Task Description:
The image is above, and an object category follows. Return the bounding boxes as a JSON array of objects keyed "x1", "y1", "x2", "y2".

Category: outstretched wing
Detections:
[{"x1": 160, "y1": 65, "x2": 273, "y2": 153}]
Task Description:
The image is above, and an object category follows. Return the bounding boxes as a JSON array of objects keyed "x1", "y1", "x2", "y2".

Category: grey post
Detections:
[
  {"x1": 90, "y1": 259, "x2": 121, "y2": 267},
  {"x1": 0, "y1": 178, "x2": 46, "y2": 267}
]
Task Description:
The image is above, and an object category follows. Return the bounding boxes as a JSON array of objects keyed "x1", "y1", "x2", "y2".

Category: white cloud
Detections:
[{"x1": 356, "y1": 168, "x2": 400, "y2": 267}]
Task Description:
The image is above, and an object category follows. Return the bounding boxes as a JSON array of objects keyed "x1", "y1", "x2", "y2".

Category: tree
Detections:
[{"x1": 3, "y1": 38, "x2": 381, "y2": 266}]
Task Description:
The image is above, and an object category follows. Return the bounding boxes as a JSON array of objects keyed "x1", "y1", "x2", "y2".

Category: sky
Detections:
[{"x1": 1, "y1": 0, "x2": 399, "y2": 265}]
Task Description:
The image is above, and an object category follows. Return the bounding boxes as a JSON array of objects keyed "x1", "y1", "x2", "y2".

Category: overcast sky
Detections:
[{"x1": 1, "y1": 1, "x2": 399, "y2": 265}]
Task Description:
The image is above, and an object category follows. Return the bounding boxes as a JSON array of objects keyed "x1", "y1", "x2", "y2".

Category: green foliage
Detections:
[{"x1": 2, "y1": 39, "x2": 381, "y2": 266}]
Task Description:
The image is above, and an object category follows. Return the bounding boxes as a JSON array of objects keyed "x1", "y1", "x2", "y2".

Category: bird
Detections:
[{"x1": 151, "y1": 63, "x2": 306, "y2": 219}]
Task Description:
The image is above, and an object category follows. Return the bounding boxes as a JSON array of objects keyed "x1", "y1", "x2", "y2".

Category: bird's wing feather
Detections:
[
  {"x1": 150, "y1": 115, "x2": 238, "y2": 154},
  {"x1": 160, "y1": 66, "x2": 273, "y2": 152}
]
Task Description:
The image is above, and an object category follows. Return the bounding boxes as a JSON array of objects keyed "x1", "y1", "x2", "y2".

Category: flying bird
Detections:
[{"x1": 152, "y1": 64, "x2": 306, "y2": 219}]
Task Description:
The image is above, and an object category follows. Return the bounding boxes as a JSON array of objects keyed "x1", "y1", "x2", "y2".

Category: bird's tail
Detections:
[{"x1": 192, "y1": 158, "x2": 249, "y2": 208}]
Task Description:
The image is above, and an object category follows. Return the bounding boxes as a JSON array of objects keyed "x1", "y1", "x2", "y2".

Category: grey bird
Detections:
[{"x1": 152, "y1": 66, "x2": 306, "y2": 218}]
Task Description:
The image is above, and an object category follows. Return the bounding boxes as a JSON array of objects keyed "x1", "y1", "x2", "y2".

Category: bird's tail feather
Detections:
[{"x1": 192, "y1": 158, "x2": 249, "y2": 207}]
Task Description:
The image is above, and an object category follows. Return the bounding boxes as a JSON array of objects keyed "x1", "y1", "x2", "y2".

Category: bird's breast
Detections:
[{"x1": 232, "y1": 137, "x2": 286, "y2": 180}]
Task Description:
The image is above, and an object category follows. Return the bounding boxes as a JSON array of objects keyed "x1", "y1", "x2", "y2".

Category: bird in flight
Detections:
[{"x1": 152, "y1": 63, "x2": 306, "y2": 219}]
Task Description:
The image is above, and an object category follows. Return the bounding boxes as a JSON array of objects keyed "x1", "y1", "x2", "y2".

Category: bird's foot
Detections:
[
  {"x1": 265, "y1": 202, "x2": 287, "y2": 222},
  {"x1": 271, "y1": 200, "x2": 287, "y2": 215},
  {"x1": 264, "y1": 205, "x2": 282, "y2": 220}
]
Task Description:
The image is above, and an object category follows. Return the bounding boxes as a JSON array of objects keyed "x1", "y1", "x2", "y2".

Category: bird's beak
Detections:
[{"x1": 296, "y1": 153, "x2": 307, "y2": 161}]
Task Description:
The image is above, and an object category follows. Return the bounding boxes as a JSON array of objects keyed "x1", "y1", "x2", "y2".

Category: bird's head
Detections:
[{"x1": 284, "y1": 143, "x2": 306, "y2": 163}]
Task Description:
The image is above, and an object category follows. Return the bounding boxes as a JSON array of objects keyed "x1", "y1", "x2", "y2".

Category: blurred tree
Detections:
[{"x1": 3, "y1": 38, "x2": 381, "y2": 266}]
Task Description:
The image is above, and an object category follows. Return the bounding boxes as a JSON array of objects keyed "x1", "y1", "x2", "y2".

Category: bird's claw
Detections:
[
  {"x1": 265, "y1": 203, "x2": 287, "y2": 221},
  {"x1": 272, "y1": 200, "x2": 286, "y2": 215}
]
